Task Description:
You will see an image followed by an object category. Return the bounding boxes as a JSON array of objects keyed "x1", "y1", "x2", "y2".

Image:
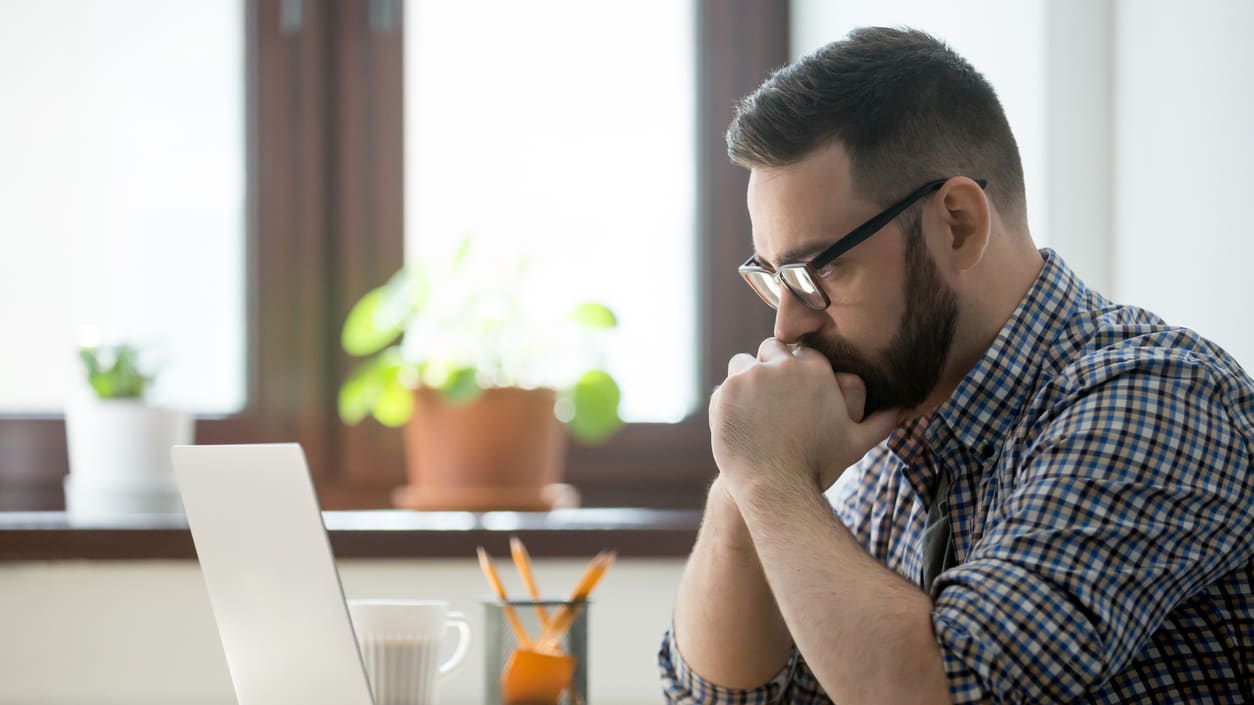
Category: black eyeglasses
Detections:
[{"x1": 739, "y1": 177, "x2": 987, "y2": 310}]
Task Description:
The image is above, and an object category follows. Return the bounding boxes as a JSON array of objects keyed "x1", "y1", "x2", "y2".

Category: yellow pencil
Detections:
[
  {"x1": 510, "y1": 536, "x2": 552, "y2": 629},
  {"x1": 534, "y1": 550, "x2": 615, "y2": 652},
  {"x1": 476, "y1": 546, "x2": 532, "y2": 648}
]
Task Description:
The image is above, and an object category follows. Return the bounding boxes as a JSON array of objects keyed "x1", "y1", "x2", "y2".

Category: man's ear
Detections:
[{"x1": 933, "y1": 177, "x2": 991, "y2": 272}]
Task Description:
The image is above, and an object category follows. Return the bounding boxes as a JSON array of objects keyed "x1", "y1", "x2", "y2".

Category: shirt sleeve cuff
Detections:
[
  {"x1": 659, "y1": 626, "x2": 799, "y2": 705},
  {"x1": 932, "y1": 613, "x2": 997, "y2": 705}
]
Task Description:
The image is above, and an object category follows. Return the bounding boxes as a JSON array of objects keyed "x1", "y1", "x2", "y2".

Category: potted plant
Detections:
[
  {"x1": 63, "y1": 343, "x2": 193, "y2": 518},
  {"x1": 338, "y1": 238, "x2": 623, "y2": 511}
]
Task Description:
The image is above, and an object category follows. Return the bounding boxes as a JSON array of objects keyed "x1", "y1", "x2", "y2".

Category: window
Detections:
[
  {"x1": 405, "y1": 0, "x2": 698, "y2": 423},
  {"x1": 0, "y1": 1, "x2": 246, "y2": 415},
  {"x1": 0, "y1": 0, "x2": 786, "y2": 511}
]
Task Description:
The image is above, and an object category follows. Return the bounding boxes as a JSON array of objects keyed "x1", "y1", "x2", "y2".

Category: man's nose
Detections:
[{"x1": 773, "y1": 289, "x2": 825, "y2": 344}]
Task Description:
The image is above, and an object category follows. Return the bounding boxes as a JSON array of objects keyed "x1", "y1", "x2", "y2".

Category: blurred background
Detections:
[
  {"x1": 3, "y1": 0, "x2": 1253, "y2": 511},
  {"x1": 1, "y1": 1, "x2": 1251, "y2": 703}
]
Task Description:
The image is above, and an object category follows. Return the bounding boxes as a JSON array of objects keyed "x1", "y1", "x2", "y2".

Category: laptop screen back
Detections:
[{"x1": 173, "y1": 443, "x2": 374, "y2": 705}]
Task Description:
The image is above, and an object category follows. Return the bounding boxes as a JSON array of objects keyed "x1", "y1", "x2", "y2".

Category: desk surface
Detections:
[{"x1": 0, "y1": 508, "x2": 702, "y2": 561}]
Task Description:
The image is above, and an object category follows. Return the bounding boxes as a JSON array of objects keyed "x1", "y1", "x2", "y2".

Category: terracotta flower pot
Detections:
[{"x1": 391, "y1": 387, "x2": 578, "y2": 511}]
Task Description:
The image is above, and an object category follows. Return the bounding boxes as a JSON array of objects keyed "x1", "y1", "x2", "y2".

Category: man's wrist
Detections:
[
  {"x1": 701, "y1": 477, "x2": 756, "y2": 555},
  {"x1": 735, "y1": 469, "x2": 826, "y2": 529}
]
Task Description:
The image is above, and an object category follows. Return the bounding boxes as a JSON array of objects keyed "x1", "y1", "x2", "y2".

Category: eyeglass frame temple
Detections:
[{"x1": 809, "y1": 178, "x2": 988, "y2": 270}]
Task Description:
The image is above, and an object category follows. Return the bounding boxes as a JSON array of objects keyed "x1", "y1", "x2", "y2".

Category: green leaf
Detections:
[
  {"x1": 567, "y1": 370, "x2": 622, "y2": 444},
  {"x1": 338, "y1": 363, "x2": 387, "y2": 424},
  {"x1": 78, "y1": 348, "x2": 102, "y2": 378},
  {"x1": 440, "y1": 366, "x2": 482, "y2": 405},
  {"x1": 570, "y1": 303, "x2": 617, "y2": 329},
  {"x1": 342, "y1": 286, "x2": 403, "y2": 356},
  {"x1": 79, "y1": 344, "x2": 150, "y2": 399},
  {"x1": 110, "y1": 346, "x2": 147, "y2": 397},
  {"x1": 89, "y1": 375, "x2": 113, "y2": 398},
  {"x1": 372, "y1": 375, "x2": 415, "y2": 427}
]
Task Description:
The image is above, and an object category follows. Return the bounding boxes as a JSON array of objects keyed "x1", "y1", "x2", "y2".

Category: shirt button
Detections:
[{"x1": 979, "y1": 444, "x2": 995, "y2": 460}]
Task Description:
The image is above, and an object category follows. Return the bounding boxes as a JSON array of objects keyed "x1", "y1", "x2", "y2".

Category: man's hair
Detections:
[{"x1": 727, "y1": 27, "x2": 1026, "y2": 225}]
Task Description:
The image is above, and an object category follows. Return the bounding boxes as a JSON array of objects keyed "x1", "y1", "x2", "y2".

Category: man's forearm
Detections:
[
  {"x1": 737, "y1": 476, "x2": 951, "y2": 705},
  {"x1": 672, "y1": 478, "x2": 793, "y2": 688}
]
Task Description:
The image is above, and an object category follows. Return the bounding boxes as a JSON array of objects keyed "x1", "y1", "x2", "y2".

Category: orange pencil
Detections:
[
  {"x1": 477, "y1": 546, "x2": 532, "y2": 648},
  {"x1": 534, "y1": 550, "x2": 615, "y2": 652},
  {"x1": 510, "y1": 536, "x2": 552, "y2": 628}
]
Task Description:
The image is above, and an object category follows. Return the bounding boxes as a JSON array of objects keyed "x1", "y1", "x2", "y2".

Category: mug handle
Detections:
[{"x1": 439, "y1": 611, "x2": 471, "y2": 678}]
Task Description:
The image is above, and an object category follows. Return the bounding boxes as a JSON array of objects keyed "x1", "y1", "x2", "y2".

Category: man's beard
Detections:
[{"x1": 801, "y1": 220, "x2": 958, "y2": 417}]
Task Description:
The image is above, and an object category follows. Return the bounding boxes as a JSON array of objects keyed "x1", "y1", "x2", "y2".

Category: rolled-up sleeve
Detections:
[
  {"x1": 658, "y1": 627, "x2": 830, "y2": 705},
  {"x1": 930, "y1": 359, "x2": 1254, "y2": 703}
]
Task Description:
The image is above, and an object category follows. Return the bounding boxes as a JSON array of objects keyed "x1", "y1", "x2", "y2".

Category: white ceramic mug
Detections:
[{"x1": 348, "y1": 599, "x2": 471, "y2": 705}]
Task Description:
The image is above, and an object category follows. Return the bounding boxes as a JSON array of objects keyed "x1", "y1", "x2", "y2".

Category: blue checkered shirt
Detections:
[{"x1": 660, "y1": 250, "x2": 1254, "y2": 703}]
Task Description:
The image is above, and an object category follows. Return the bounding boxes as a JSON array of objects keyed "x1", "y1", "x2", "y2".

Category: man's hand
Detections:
[{"x1": 710, "y1": 337, "x2": 899, "y2": 498}]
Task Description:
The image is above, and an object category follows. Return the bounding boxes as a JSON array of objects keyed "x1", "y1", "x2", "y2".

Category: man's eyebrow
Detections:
[{"x1": 754, "y1": 240, "x2": 834, "y2": 269}]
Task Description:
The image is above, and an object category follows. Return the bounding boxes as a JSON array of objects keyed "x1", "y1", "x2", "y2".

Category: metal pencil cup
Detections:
[{"x1": 482, "y1": 598, "x2": 589, "y2": 705}]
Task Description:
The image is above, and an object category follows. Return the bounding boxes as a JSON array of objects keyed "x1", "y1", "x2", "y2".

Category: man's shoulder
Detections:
[
  {"x1": 1011, "y1": 309, "x2": 1254, "y2": 467},
  {"x1": 1034, "y1": 288, "x2": 1246, "y2": 398},
  {"x1": 1007, "y1": 291, "x2": 1254, "y2": 445},
  {"x1": 1053, "y1": 318, "x2": 1247, "y2": 397}
]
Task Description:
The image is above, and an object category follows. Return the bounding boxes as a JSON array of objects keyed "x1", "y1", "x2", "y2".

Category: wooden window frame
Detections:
[{"x1": 0, "y1": 0, "x2": 786, "y2": 512}]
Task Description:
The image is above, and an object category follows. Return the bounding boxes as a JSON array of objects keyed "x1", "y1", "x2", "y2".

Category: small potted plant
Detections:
[
  {"x1": 63, "y1": 343, "x2": 193, "y2": 518},
  {"x1": 339, "y1": 238, "x2": 622, "y2": 511}
]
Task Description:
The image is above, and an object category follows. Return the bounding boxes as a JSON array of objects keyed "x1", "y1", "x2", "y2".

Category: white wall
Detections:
[
  {"x1": 1044, "y1": 0, "x2": 1115, "y2": 292},
  {"x1": 0, "y1": 558, "x2": 685, "y2": 705},
  {"x1": 1113, "y1": 0, "x2": 1254, "y2": 369}
]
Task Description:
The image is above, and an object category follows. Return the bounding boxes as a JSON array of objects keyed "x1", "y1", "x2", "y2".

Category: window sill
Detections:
[{"x1": 0, "y1": 508, "x2": 701, "y2": 561}]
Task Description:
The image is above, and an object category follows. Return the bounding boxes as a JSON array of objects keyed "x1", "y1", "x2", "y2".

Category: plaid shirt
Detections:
[{"x1": 660, "y1": 250, "x2": 1254, "y2": 704}]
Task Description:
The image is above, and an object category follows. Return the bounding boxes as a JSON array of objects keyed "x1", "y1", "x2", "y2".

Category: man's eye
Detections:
[{"x1": 814, "y1": 261, "x2": 839, "y2": 279}]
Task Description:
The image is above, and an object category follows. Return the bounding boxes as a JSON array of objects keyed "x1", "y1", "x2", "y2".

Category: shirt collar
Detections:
[{"x1": 932, "y1": 248, "x2": 1086, "y2": 460}]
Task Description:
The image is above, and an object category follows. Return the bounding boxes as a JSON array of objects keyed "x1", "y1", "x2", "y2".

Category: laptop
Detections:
[{"x1": 172, "y1": 443, "x2": 376, "y2": 705}]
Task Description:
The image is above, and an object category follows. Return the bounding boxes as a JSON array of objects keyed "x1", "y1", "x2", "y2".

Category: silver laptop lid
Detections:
[{"x1": 173, "y1": 443, "x2": 374, "y2": 705}]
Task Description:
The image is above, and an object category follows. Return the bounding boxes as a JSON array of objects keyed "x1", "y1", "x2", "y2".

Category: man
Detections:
[{"x1": 660, "y1": 27, "x2": 1254, "y2": 704}]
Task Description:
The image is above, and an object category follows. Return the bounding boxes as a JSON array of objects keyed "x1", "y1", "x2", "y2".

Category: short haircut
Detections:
[{"x1": 727, "y1": 27, "x2": 1026, "y2": 225}]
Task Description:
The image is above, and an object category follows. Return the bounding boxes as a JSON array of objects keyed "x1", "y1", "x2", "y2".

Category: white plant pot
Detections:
[{"x1": 64, "y1": 397, "x2": 193, "y2": 519}]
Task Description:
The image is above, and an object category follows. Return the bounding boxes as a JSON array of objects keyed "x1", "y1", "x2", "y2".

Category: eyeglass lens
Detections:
[
  {"x1": 779, "y1": 267, "x2": 825, "y2": 307},
  {"x1": 744, "y1": 268, "x2": 827, "y2": 310}
]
